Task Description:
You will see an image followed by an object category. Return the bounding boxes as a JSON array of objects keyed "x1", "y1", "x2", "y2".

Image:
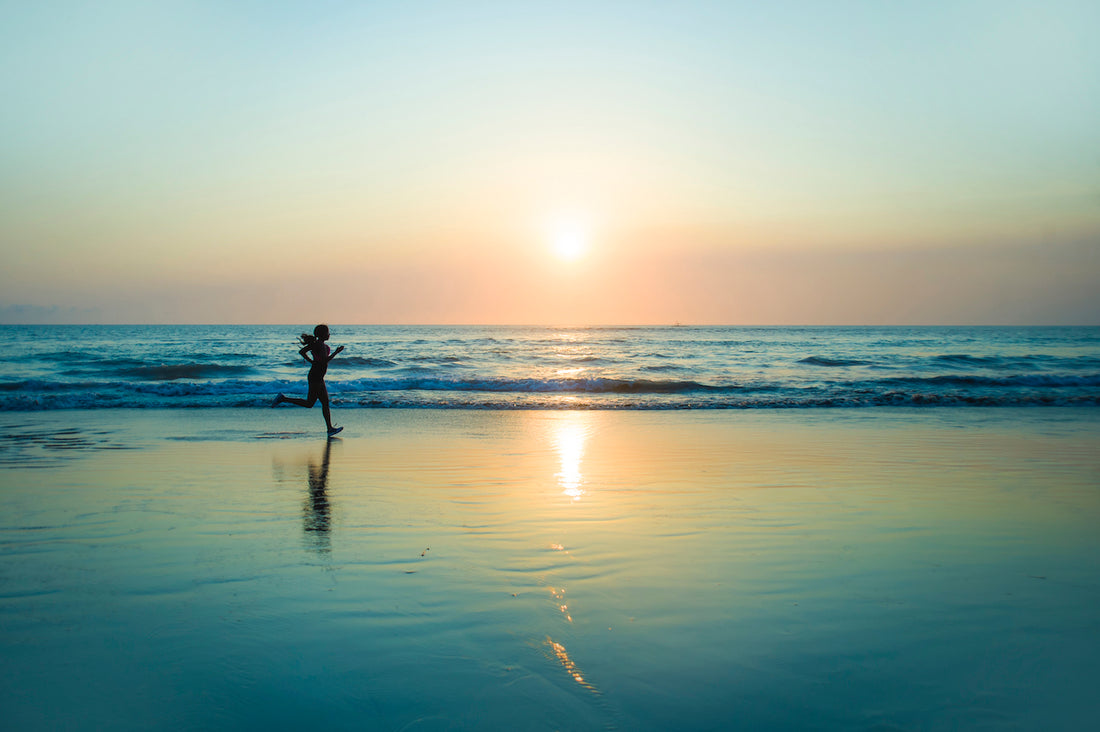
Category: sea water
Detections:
[{"x1": 1, "y1": 325, "x2": 1098, "y2": 410}]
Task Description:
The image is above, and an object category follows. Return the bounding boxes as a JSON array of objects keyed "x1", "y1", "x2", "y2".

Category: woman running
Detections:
[{"x1": 273, "y1": 324, "x2": 345, "y2": 435}]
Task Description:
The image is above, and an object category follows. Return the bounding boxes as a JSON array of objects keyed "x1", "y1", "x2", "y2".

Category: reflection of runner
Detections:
[
  {"x1": 304, "y1": 438, "x2": 334, "y2": 554},
  {"x1": 272, "y1": 324, "x2": 345, "y2": 435}
]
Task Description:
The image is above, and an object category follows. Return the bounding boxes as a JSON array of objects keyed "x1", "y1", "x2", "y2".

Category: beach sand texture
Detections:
[{"x1": 2, "y1": 408, "x2": 1098, "y2": 730}]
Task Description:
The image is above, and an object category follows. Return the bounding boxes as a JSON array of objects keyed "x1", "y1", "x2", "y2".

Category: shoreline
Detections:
[
  {"x1": 4, "y1": 402, "x2": 1099, "y2": 430},
  {"x1": 4, "y1": 405, "x2": 1098, "y2": 476}
]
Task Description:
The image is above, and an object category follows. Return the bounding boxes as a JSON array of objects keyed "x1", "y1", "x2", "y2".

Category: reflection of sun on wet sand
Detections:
[
  {"x1": 547, "y1": 637, "x2": 599, "y2": 694},
  {"x1": 553, "y1": 413, "x2": 592, "y2": 501},
  {"x1": 548, "y1": 586, "x2": 572, "y2": 623}
]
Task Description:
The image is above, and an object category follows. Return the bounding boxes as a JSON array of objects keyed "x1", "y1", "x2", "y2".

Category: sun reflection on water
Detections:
[
  {"x1": 549, "y1": 586, "x2": 573, "y2": 623},
  {"x1": 547, "y1": 637, "x2": 598, "y2": 693},
  {"x1": 553, "y1": 415, "x2": 590, "y2": 501}
]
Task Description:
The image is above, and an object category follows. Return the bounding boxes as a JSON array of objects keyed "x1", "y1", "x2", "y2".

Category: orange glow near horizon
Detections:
[{"x1": 2, "y1": 3, "x2": 1097, "y2": 326}]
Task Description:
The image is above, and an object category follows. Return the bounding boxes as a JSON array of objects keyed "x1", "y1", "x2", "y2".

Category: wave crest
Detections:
[
  {"x1": 799, "y1": 356, "x2": 871, "y2": 367},
  {"x1": 118, "y1": 364, "x2": 253, "y2": 381}
]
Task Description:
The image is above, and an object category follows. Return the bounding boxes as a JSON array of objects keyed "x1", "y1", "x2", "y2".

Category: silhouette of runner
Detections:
[{"x1": 273, "y1": 324, "x2": 345, "y2": 435}]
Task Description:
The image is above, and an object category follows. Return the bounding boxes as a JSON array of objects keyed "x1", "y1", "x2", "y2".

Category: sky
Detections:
[{"x1": 1, "y1": 0, "x2": 1098, "y2": 325}]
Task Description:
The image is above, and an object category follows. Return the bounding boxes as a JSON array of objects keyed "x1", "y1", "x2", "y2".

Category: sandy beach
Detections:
[{"x1": 2, "y1": 407, "x2": 1098, "y2": 730}]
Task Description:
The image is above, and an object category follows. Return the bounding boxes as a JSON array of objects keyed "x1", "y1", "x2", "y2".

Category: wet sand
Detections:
[{"x1": 2, "y1": 408, "x2": 1098, "y2": 730}]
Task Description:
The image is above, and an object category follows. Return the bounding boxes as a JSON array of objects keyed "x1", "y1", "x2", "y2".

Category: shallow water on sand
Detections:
[{"x1": 1, "y1": 409, "x2": 1099, "y2": 730}]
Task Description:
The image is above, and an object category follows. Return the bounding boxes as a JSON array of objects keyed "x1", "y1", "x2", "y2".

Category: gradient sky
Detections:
[{"x1": 2, "y1": 0, "x2": 1098, "y2": 324}]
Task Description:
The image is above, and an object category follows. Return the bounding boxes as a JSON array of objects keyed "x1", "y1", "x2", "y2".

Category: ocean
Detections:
[{"x1": 2, "y1": 324, "x2": 1098, "y2": 410}]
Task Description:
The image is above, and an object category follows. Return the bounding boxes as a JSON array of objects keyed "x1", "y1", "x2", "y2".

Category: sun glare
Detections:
[
  {"x1": 548, "y1": 218, "x2": 590, "y2": 262},
  {"x1": 554, "y1": 415, "x2": 589, "y2": 501},
  {"x1": 553, "y1": 230, "x2": 586, "y2": 261}
]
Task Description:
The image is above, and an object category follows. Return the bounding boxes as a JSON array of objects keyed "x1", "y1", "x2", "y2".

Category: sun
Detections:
[
  {"x1": 553, "y1": 230, "x2": 587, "y2": 261},
  {"x1": 549, "y1": 219, "x2": 590, "y2": 262}
]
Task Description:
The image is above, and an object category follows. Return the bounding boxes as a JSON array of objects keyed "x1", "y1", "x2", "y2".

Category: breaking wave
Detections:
[{"x1": 799, "y1": 356, "x2": 872, "y2": 367}]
